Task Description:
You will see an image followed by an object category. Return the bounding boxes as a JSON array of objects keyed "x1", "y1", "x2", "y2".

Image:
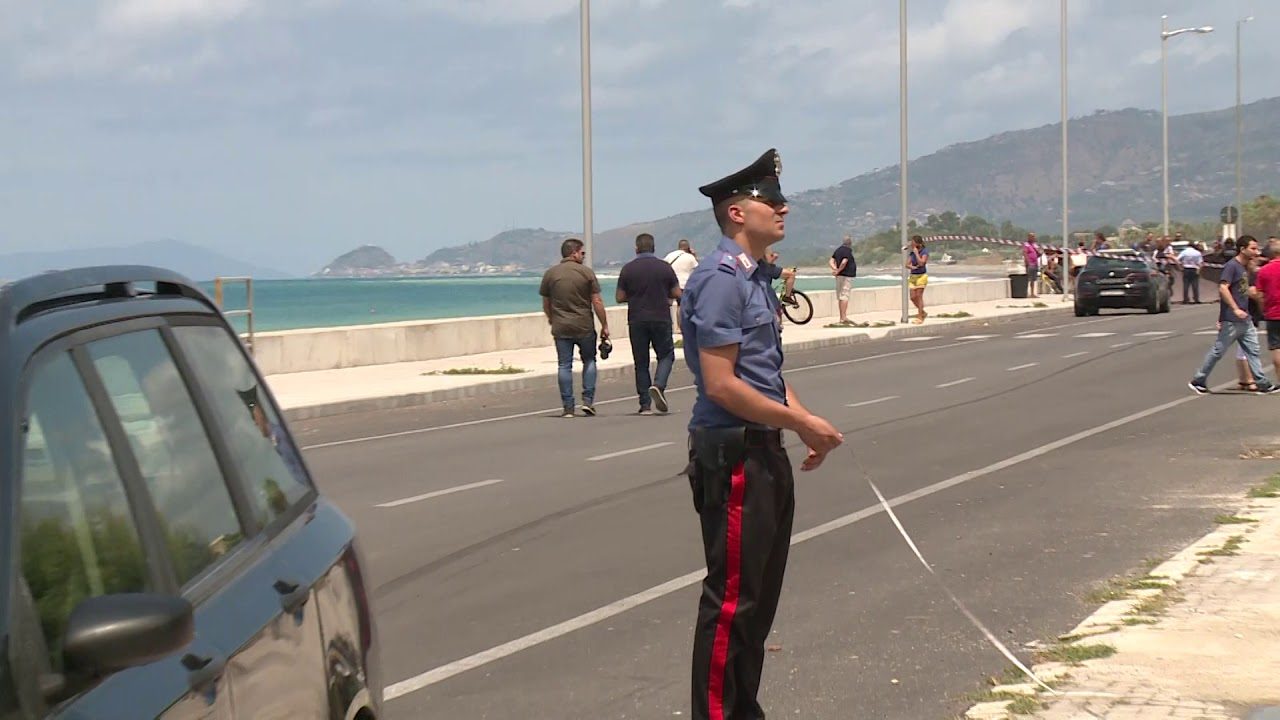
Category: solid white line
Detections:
[
  {"x1": 586, "y1": 442, "x2": 673, "y2": 462},
  {"x1": 847, "y1": 395, "x2": 900, "y2": 408},
  {"x1": 1134, "y1": 331, "x2": 1174, "y2": 337},
  {"x1": 1015, "y1": 333, "x2": 1058, "y2": 339},
  {"x1": 1006, "y1": 363, "x2": 1039, "y2": 372},
  {"x1": 1062, "y1": 351, "x2": 1089, "y2": 359},
  {"x1": 936, "y1": 377, "x2": 976, "y2": 388},
  {"x1": 303, "y1": 339, "x2": 988, "y2": 451},
  {"x1": 1111, "y1": 342, "x2": 1132, "y2": 348},
  {"x1": 375, "y1": 479, "x2": 505, "y2": 509},
  {"x1": 383, "y1": 384, "x2": 1218, "y2": 702},
  {"x1": 956, "y1": 334, "x2": 999, "y2": 340},
  {"x1": 1074, "y1": 332, "x2": 1115, "y2": 338}
]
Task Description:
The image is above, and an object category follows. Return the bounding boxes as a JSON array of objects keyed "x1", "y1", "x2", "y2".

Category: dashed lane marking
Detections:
[{"x1": 376, "y1": 479, "x2": 506, "y2": 509}]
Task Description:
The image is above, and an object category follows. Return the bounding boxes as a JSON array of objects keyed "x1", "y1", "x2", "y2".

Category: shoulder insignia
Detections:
[
  {"x1": 717, "y1": 253, "x2": 738, "y2": 274},
  {"x1": 736, "y1": 252, "x2": 756, "y2": 271}
]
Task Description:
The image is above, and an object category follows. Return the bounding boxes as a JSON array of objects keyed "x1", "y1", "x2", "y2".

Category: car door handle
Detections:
[
  {"x1": 181, "y1": 653, "x2": 226, "y2": 692},
  {"x1": 273, "y1": 578, "x2": 309, "y2": 613}
]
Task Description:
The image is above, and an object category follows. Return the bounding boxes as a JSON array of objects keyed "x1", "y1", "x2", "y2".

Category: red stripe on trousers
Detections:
[{"x1": 707, "y1": 462, "x2": 747, "y2": 720}]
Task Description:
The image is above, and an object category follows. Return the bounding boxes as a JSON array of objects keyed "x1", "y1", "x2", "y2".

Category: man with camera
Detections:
[
  {"x1": 539, "y1": 238, "x2": 610, "y2": 417},
  {"x1": 681, "y1": 149, "x2": 844, "y2": 720},
  {"x1": 617, "y1": 232, "x2": 681, "y2": 414}
]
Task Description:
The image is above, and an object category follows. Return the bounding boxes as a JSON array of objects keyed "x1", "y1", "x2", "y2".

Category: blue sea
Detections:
[{"x1": 200, "y1": 275, "x2": 907, "y2": 333}]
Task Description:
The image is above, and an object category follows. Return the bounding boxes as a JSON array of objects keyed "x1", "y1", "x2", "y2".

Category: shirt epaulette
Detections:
[{"x1": 717, "y1": 253, "x2": 738, "y2": 274}]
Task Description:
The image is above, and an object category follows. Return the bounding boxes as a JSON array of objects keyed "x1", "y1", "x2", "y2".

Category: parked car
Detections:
[
  {"x1": 1074, "y1": 253, "x2": 1171, "y2": 316},
  {"x1": 0, "y1": 267, "x2": 381, "y2": 719}
]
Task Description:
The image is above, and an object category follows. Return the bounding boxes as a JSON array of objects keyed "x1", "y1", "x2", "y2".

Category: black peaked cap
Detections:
[{"x1": 698, "y1": 148, "x2": 785, "y2": 205}]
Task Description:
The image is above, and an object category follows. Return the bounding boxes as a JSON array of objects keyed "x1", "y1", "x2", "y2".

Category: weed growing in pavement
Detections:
[
  {"x1": 1128, "y1": 587, "x2": 1183, "y2": 618},
  {"x1": 1007, "y1": 695, "x2": 1043, "y2": 715},
  {"x1": 1083, "y1": 574, "x2": 1171, "y2": 605},
  {"x1": 1197, "y1": 535, "x2": 1245, "y2": 563},
  {"x1": 1037, "y1": 643, "x2": 1116, "y2": 665},
  {"x1": 1032, "y1": 302, "x2": 1049, "y2": 308},
  {"x1": 674, "y1": 338, "x2": 684, "y2": 349},
  {"x1": 934, "y1": 311, "x2": 973, "y2": 319},
  {"x1": 1247, "y1": 474, "x2": 1280, "y2": 498},
  {"x1": 1122, "y1": 617, "x2": 1159, "y2": 626},
  {"x1": 1215, "y1": 514, "x2": 1259, "y2": 525},
  {"x1": 426, "y1": 361, "x2": 527, "y2": 376}
]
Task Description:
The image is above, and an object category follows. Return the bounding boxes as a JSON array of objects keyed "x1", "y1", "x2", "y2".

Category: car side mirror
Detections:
[{"x1": 44, "y1": 593, "x2": 194, "y2": 703}]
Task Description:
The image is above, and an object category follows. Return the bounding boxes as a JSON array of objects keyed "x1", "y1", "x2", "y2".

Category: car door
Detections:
[{"x1": 8, "y1": 346, "x2": 233, "y2": 720}]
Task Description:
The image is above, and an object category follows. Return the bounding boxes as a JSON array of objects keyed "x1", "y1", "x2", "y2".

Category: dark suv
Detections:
[
  {"x1": 1074, "y1": 252, "x2": 1172, "y2": 316},
  {"x1": 0, "y1": 268, "x2": 381, "y2": 719}
]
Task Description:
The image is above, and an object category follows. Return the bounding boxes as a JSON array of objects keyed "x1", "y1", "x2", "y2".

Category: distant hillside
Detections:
[
  {"x1": 424, "y1": 97, "x2": 1280, "y2": 268},
  {"x1": 0, "y1": 239, "x2": 292, "y2": 282},
  {"x1": 317, "y1": 245, "x2": 398, "y2": 276}
]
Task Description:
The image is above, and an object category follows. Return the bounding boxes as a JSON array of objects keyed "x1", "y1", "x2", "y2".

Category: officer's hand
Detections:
[
  {"x1": 797, "y1": 414, "x2": 843, "y2": 459},
  {"x1": 801, "y1": 448, "x2": 830, "y2": 472}
]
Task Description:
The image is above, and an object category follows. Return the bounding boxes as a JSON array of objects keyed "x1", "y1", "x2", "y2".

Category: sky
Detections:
[{"x1": 1, "y1": 0, "x2": 1277, "y2": 275}]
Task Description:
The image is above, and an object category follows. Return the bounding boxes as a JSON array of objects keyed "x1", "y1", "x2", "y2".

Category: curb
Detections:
[{"x1": 279, "y1": 305, "x2": 1068, "y2": 422}]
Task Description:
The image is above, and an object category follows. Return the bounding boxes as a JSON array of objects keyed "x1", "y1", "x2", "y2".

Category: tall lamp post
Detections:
[
  {"x1": 580, "y1": 0, "x2": 594, "y2": 267},
  {"x1": 1236, "y1": 16, "x2": 1253, "y2": 234},
  {"x1": 1161, "y1": 16, "x2": 1213, "y2": 237},
  {"x1": 899, "y1": 0, "x2": 910, "y2": 324},
  {"x1": 1061, "y1": 0, "x2": 1069, "y2": 301}
]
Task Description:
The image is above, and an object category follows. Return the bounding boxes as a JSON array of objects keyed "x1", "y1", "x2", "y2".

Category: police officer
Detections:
[{"x1": 681, "y1": 149, "x2": 844, "y2": 720}]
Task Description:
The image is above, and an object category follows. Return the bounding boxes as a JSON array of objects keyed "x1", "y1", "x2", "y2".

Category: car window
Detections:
[
  {"x1": 171, "y1": 325, "x2": 312, "y2": 527},
  {"x1": 19, "y1": 352, "x2": 150, "y2": 672},
  {"x1": 87, "y1": 331, "x2": 245, "y2": 586},
  {"x1": 1085, "y1": 256, "x2": 1148, "y2": 273}
]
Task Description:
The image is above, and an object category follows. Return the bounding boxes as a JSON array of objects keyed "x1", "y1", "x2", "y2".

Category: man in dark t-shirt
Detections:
[
  {"x1": 1189, "y1": 236, "x2": 1277, "y2": 394},
  {"x1": 829, "y1": 235, "x2": 858, "y2": 324},
  {"x1": 617, "y1": 233, "x2": 681, "y2": 414}
]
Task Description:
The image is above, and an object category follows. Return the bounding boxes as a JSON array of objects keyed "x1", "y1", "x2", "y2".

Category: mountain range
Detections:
[
  {"x1": 0, "y1": 240, "x2": 292, "y2": 282},
  {"x1": 381, "y1": 96, "x2": 1279, "y2": 271}
]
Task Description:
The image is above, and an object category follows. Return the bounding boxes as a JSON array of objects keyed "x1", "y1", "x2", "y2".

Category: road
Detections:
[{"x1": 292, "y1": 304, "x2": 1277, "y2": 719}]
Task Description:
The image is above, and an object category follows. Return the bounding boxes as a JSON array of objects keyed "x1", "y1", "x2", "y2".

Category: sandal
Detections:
[{"x1": 1239, "y1": 382, "x2": 1259, "y2": 392}]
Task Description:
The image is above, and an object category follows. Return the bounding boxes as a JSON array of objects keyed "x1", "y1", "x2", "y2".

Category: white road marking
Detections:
[
  {"x1": 936, "y1": 377, "x2": 976, "y2": 388},
  {"x1": 956, "y1": 334, "x2": 1000, "y2": 340},
  {"x1": 375, "y1": 479, "x2": 505, "y2": 509},
  {"x1": 1006, "y1": 363, "x2": 1039, "y2": 372},
  {"x1": 1074, "y1": 332, "x2": 1115, "y2": 338},
  {"x1": 586, "y1": 442, "x2": 674, "y2": 462},
  {"x1": 1062, "y1": 351, "x2": 1090, "y2": 359},
  {"x1": 1111, "y1": 342, "x2": 1132, "y2": 348},
  {"x1": 303, "y1": 339, "x2": 990, "y2": 450},
  {"x1": 382, "y1": 384, "x2": 1222, "y2": 702},
  {"x1": 847, "y1": 395, "x2": 900, "y2": 408},
  {"x1": 1134, "y1": 331, "x2": 1174, "y2": 337},
  {"x1": 898, "y1": 336, "x2": 940, "y2": 342},
  {"x1": 1193, "y1": 330, "x2": 1218, "y2": 336},
  {"x1": 1015, "y1": 333, "x2": 1058, "y2": 339}
]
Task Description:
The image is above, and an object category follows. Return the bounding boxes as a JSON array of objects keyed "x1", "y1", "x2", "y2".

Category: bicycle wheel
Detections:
[{"x1": 782, "y1": 290, "x2": 813, "y2": 325}]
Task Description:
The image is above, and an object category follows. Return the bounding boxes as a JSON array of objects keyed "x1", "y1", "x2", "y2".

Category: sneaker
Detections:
[
  {"x1": 1259, "y1": 383, "x2": 1280, "y2": 395},
  {"x1": 561, "y1": 408, "x2": 575, "y2": 418},
  {"x1": 1188, "y1": 380, "x2": 1210, "y2": 395},
  {"x1": 649, "y1": 386, "x2": 669, "y2": 414},
  {"x1": 581, "y1": 404, "x2": 596, "y2": 416},
  {"x1": 638, "y1": 407, "x2": 653, "y2": 416}
]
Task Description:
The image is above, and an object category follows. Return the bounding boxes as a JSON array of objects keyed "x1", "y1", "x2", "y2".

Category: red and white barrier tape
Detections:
[{"x1": 920, "y1": 233, "x2": 1229, "y2": 270}]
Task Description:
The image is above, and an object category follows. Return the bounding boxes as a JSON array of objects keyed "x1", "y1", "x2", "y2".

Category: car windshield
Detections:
[{"x1": 1085, "y1": 256, "x2": 1148, "y2": 273}]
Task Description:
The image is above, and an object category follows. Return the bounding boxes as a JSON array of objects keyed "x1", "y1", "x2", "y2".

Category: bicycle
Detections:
[{"x1": 773, "y1": 272, "x2": 813, "y2": 325}]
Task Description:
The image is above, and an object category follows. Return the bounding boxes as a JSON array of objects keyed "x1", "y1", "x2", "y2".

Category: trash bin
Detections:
[{"x1": 1008, "y1": 272, "x2": 1029, "y2": 299}]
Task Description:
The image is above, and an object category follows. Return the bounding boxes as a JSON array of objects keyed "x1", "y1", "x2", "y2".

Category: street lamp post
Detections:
[
  {"x1": 580, "y1": 0, "x2": 594, "y2": 267},
  {"x1": 1061, "y1": 0, "x2": 1069, "y2": 302},
  {"x1": 899, "y1": 0, "x2": 909, "y2": 324},
  {"x1": 1236, "y1": 16, "x2": 1253, "y2": 235},
  {"x1": 1160, "y1": 16, "x2": 1213, "y2": 237}
]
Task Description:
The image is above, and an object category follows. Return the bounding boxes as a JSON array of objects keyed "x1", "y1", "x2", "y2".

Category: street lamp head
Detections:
[{"x1": 1196, "y1": 26, "x2": 1214, "y2": 33}]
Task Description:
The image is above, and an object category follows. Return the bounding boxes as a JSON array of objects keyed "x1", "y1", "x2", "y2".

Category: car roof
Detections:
[{"x1": 1, "y1": 266, "x2": 225, "y2": 633}]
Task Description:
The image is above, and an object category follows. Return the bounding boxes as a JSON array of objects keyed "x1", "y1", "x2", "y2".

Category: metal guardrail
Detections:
[{"x1": 213, "y1": 276, "x2": 255, "y2": 354}]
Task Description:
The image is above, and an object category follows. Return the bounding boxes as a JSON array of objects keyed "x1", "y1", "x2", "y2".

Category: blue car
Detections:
[{"x1": 0, "y1": 267, "x2": 381, "y2": 719}]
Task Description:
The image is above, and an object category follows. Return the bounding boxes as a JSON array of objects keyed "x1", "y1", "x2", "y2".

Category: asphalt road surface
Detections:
[{"x1": 292, "y1": 303, "x2": 1280, "y2": 719}]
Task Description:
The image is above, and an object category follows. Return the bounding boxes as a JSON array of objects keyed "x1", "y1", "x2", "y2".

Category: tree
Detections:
[{"x1": 1244, "y1": 195, "x2": 1280, "y2": 239}]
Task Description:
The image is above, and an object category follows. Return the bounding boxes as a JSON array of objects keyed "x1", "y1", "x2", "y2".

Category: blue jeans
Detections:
[
  {"x1": 1193, "y1": 320, "x2": 1267, "y2": 385},
  {"x1": 555, "y1": 333, "x2": 597, "y2": 409},
  {"x1": 629, "y1": 320, "x2": 675, "y2": 408}
]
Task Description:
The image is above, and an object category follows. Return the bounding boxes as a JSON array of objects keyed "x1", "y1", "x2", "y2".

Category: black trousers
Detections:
[
  {"x1": 687, "y1": 428, "x2": 795, "y2": 720},
  {"x1": 1183, "y1": 268, "x2": 1200, "y2": 303}
]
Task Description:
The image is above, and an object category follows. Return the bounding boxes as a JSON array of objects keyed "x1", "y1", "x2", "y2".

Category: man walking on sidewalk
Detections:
[
  {"x1": 540, "y1": 238, "x2": 610, "y2": 417},
  {"x1": 1189, "y1": 236, "x2": 1278, "y2": 395},
  {"x1": 617, "y1": 233, "x2": 681, "y2": 414},
  {"x1": 1023, "y1": 233, "x2": 1041, "y2": 298},
  {"x1": 1178, "y1": 240, "x2": 1203, "y2": 304},
  {"x1": 829, "y1": 235, "x2": 857, "y2": 324},
  {"x1": 682, "y1": 148, "x2": 843, "y2": 720},
  {"x1": 1255, "y1": 239, "x2": 1280, "y2": 374},
  {"x1": 665, "y1": 239, "x2": 699, "y2": 335}
]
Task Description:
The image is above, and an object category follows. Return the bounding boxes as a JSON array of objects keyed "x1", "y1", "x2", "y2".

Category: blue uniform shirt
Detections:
[{"x1": 681, "y1": 237, "x2": 786, "y2": 429}]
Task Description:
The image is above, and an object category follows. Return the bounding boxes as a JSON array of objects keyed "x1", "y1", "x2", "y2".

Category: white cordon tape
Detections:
[
  {"x1": 866, "y1": 478, "x2": 1060, "y2": 696},
  {"x1": 921, "y1": 233, "x2": 1227, "y2": 270}
]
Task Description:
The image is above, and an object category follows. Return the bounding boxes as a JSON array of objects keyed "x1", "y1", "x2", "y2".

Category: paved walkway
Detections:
[
  {"x1": 963, "y1": 482, "x2": 1280, "y2": 720},
  {"x1": 264, "y1": 297, "x2": 1067, "y2": 419}
]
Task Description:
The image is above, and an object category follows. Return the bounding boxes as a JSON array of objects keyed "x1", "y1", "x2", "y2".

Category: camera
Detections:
[{"x1": 599, "y1": 338, "x2": 612, "y2": 360}]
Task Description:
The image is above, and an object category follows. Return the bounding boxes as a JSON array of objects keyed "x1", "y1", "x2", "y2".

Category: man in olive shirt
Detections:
[{"x1": 540, "y1": 238, "x2": 611, "y2": 417}]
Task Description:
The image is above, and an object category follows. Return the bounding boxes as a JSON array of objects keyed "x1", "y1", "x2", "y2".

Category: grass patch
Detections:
[
  {"x1": 1032, "y1": 301, "x2": 1049, "y2": 308},
  {"x1": 1247, "y1": 474, "x2": 1280, "y2": 498},
  {"x1": 1128, "y1": 588, "x2": 1183, "y2": 618},
  {"x1": 674, "y1": 338, "x2": 684, "y2": 348},
  {"x1": 1083, "y1": 585, "x2": 1128, "y2": 605},
  {"x1": 1007, "y1": 696, "x2": 1043, "y2": 715},
  {"x1": 1122, "y1": 617, "x2": 1159, "y2": 626},
  {"x1": 934, "y1": 311, "x2": 973, "y2": 319},
  {"x1": 1198, "y1": 535, "x2": 1245, "y2": 560},
  {"x1": 1215, "y1": 514, "x2": 1258, "y2": 525},
  {"x1": 1083, "y1": 574, "x2": 1171, "y2": 605},
  {"x1": 425, "y1": 361, "x2": 527, "y2": 376},
  {"x1": 1036, "y1": 642, "x2": 1116, "y2": 665}
]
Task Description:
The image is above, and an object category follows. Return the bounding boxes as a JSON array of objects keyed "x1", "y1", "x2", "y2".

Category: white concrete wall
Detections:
[{"x1": 253, "y1": 278, "x2": 1010, "y2": 375}]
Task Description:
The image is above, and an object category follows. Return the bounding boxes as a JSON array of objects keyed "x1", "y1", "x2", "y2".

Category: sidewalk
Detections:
[
  {"x1": 962, "y1": 480, "x2": 1280, "y2": 720},
  {"x1": 265, "y1": 297, "x2": 1067, "y2": 421}
]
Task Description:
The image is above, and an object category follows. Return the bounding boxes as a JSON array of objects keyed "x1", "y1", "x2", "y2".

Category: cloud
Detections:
[{"x1": 102, "y1": 0, "x2": 255, "y2": 36}]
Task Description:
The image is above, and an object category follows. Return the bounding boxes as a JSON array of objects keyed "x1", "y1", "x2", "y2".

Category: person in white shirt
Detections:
[
  {"x1": 1177, "y1": 241, "x2": 1204, "y2": 304},
  {"x1": 663, "y1": 239, "x2": 699, "y2": 333}
]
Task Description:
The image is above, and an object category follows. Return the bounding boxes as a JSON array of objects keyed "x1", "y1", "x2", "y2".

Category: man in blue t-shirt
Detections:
[
  {"x1": 617, "y1": 232, "x2": 681, "y2": 413},
  {"x1": 1190, "y1": 236, "x2": 1278, "y2": 394},
  {"x1": 828, "y1": 235, "x2": 858, "y2": 324}
]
